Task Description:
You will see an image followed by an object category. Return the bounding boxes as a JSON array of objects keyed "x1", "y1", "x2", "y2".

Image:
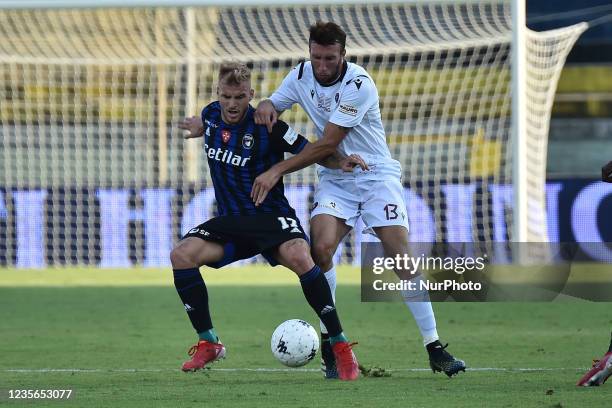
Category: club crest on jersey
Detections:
[
  {"x1": 221, "y1": 129, "x2": 231, "y2": 143},
  {"x1": 242, "y1": 133, "x2": 254, "y2": 149}
]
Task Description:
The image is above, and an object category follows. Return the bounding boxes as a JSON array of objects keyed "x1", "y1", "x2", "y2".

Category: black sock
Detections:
[
  {"x1": 173, "y1": 268, "x2": 213, "y2": 333},
  {"x1": 300, "y1": 265, "x2": 342, "y2": 337},
  {"x1": 321, "y1": 332, "x2": 334, "y2": 361}
]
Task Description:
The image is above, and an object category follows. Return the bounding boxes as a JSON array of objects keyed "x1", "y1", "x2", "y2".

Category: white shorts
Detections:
[{"x1": 311, "y1": 162, "x2": 409, "y2": 235}]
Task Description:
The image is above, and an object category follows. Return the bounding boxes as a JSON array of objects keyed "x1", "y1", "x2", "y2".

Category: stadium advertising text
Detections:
[{"x1": 0, "y1": 180, "x2": 610, "y2": 267}]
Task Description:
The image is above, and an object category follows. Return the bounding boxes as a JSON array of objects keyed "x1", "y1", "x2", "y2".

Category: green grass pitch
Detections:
[{"x1": 1, "y1": 266, "x2": 610, "y2": 407}]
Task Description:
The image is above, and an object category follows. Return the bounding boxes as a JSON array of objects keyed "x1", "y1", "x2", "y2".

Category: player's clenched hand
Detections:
[
  {"x1": 340, "y1": 154, "x2": 369, "y2": 172},
  {"x1": 602, "y1": 161, "x2": 612, "y2": 183},
  {"x1": 254, "y1": 99, "x2": 278, "y2": 133},
  {"x1": 179, "y1": 116, "x2": 204, "y2": 139},
  {"x1": 251, "y1": 167, "x2": 281, "y2": 206}
]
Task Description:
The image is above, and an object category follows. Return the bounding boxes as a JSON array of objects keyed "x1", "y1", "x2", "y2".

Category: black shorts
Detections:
[{"x1": 182, "y1": 213, "x2": 309, "y2": 268}]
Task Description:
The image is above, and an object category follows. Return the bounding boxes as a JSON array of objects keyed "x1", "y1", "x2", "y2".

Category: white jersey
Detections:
[{"x1": 269, "y1": 61, "x2": 397, "y2": 178}]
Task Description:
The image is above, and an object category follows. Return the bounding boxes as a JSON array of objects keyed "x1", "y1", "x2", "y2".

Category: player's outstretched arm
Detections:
[
  {"x1": 602, "y1": 161, "x2": 612, "y2": 183},
  {"x1": 250, "y1": 122, "x2": 349, "y2": 206},
  {"x1": 179, "y1": 116, "x2": 204, "y2": 139}
]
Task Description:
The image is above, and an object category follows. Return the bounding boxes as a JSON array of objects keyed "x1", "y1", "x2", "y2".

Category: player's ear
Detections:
[
  {"x1": 249, "y1": 89, "x2": 254, "y2": 100},
  {"x1": 341, "y1": 47, "x2": 346, "y2": 58}
]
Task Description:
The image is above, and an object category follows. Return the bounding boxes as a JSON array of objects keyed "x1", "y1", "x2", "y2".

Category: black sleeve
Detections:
[{"x1": 269, "y1": 120, "x2": 309, "y2": 155}]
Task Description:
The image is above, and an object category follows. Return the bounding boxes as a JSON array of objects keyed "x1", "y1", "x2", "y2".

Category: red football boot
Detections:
[
  {"x1": 331, "y1": 341, "x2": 359, "y2": 381},
  {"x1": 181, "y1": 340, "x2": 226, "y2": 372},
  {"x1": 577, "y1": 352, "x2": 612, "y2": 386}
]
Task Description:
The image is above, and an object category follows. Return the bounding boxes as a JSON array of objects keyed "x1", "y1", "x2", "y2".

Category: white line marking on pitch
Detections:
[{"x1": 3, "y1": 367, "x2": 585, "y2": 373}]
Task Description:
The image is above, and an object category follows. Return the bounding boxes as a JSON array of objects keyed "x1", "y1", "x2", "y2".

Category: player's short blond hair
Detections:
[{"x1": 218, "y1": 62, "x2": 251, "y2": 86}]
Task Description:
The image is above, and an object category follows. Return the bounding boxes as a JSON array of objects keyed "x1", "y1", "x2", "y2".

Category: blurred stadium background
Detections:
[{"x1": 1, "y1": 0, "x2": 610, "y2": 268}]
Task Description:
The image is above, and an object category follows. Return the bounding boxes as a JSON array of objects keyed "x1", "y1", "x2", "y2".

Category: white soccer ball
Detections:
[{"x1": 271, "y1": 319, "x2": 319, "y2": 367}]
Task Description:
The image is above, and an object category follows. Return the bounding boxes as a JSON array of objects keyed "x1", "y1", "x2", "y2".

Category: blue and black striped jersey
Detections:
[{"x1": 201, "y1": 101, "x2": 308, "y2": 216}]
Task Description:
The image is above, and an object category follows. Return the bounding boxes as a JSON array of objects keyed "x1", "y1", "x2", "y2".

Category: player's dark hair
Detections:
[
  {"x1": 309, "y1": 21, "x2": 346, "y2": 50},
  {"x1": 218, "y1": 62, "x2": 251, "y2": 86}
]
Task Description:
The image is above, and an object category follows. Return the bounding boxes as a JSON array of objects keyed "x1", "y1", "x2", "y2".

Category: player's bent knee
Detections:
[
  {"x1": 278, "y1": 240, "x2": 315, "y2": 275},
  {"x1": 286, "y1": 251, "x2": 315, "y2": 275},
  {"x1": 170, "y1": 236, "x2": 225, "y2": 269},
  {"x1": 170, "y1": 245, "x2": 197, "y2": 269}
]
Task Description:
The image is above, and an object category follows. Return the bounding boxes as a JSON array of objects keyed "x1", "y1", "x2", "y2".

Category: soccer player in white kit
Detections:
[{"x1": 252, "y1": 22, "x2": 465, "y2": 378}]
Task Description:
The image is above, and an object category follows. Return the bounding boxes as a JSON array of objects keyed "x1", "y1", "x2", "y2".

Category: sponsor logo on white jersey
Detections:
[
  {"x1": 338, "y1": 104, "x2": 358, "y2": 117},
  {"x1": 316, "y1": 94, "x2": 332, "y2": 112}
]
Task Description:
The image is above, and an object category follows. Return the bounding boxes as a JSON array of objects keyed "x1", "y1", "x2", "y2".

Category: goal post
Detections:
[
  {"x1": 0, "y1": 1, "x2": 587, "y2": 266},
  {"x1": 511, "y1": 0, "x2": 528, "y2": 242}
]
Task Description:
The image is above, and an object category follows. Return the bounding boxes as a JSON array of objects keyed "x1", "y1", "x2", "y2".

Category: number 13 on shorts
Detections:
[{"x1": 384, "y1": 204, "x2": 399, "y2": 220}]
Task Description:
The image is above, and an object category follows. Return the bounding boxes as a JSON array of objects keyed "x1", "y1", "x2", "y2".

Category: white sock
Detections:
[
  {"x1": 401, "y1": 274, "x2": 439, "y2": 346},
  {"x1": 319, "y1": 265, "x2": 337, "y2": 334}
]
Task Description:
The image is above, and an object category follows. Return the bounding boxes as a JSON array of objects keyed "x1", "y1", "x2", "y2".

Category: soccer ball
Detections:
[{"x1": 271, "y1": 319, "x2": 319, "y2": 367}]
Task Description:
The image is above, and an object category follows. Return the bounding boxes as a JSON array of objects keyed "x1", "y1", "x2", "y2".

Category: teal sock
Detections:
[
  {"x1": 329, "y1": 332, "x2": 348, "y2": 345},
  {"x1": 198, "y1": 328, "x2": 218, "y2": 343}
]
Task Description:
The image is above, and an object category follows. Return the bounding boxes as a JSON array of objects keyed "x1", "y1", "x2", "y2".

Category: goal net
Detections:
[{"x1": 0, "y1": 1, "x2": 586, "y2": 267}]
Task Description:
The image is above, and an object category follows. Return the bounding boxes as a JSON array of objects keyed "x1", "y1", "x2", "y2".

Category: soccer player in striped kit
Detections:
[{"x1": 171, "y1": 62, "x2": 364, "y2": 380}]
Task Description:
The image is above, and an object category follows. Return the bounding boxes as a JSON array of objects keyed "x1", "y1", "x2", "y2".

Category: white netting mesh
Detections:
[{"x1": 0, "y1": 2, "x2": 586, "y2": 266}]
